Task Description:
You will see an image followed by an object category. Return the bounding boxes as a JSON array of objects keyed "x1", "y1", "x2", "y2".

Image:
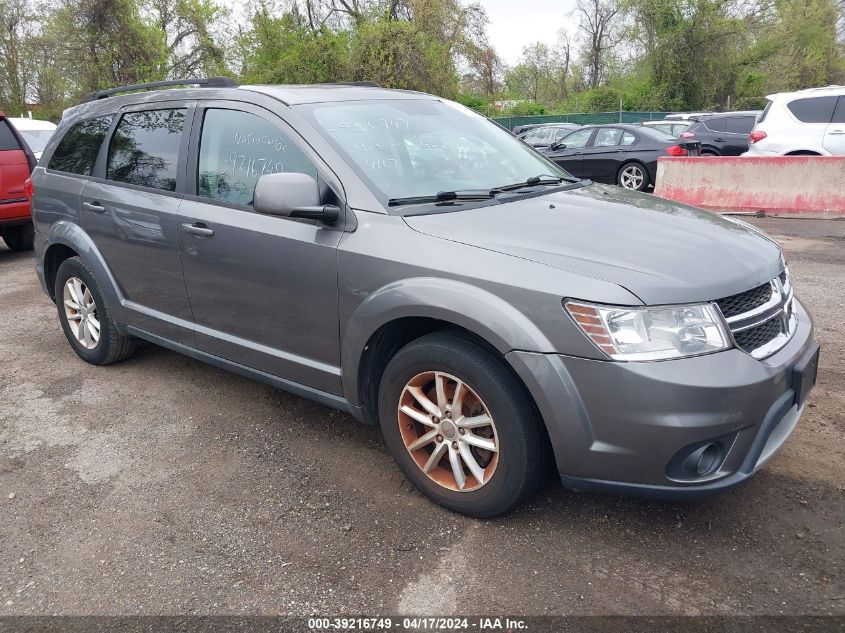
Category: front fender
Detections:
[
  {"x1": 44, "y1": 220, "x2": 127, "y2": 324},
  {"x1": 341, "y1": 277, "x2": 555, "y2": 408}
]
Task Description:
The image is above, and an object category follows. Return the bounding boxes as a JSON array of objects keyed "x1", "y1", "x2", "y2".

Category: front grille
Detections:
[
  {"x1": 716, "y1": 282, "x2": 774, "y2": 318},
  {"x1": 715, "y1": 270, "x2": 795, "y2": 359},
  {"x1": 733, "y1": 316, "x2": 783, "y2": 353}
]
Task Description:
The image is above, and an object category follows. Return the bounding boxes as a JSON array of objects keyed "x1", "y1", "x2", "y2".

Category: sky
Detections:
[{"x1": 479, "y1": 0, "x2": 579, "y2": 65}]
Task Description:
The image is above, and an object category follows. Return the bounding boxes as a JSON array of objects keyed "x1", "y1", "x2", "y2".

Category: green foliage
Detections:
[{"x1": 502, "y1": 101, "x2": 547, "y2": 115}]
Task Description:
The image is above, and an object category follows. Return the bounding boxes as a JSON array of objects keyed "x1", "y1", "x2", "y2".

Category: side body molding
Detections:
[
  {"x1": 340, "y1": 277, "x2": 556, "y2": 409},
  {"x1": 43, "y1": 220, "x2": 128, "y2": 325}
]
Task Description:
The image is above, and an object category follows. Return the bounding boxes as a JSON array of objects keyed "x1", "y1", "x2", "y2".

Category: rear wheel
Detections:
[
  {"x1": 1, "y1": 223, "x2": 34, "y2": 251},
  {"x1": 378, "y1": 332, "x2": 548, "y2": 517},
  {"x1": 55, "y1": 256, "x2": 136, "y2": 365},
  {"x1": 617, "y1": 162, "x2": 650, "y2": 191}
]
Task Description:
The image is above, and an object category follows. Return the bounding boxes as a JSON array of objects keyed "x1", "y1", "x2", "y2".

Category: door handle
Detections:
[
  {"x1": 182, "y1": 222, "x2": 214, "y2": 237},
  {"x1": 714, "y1": 138, "x2": 724, "y2": 142},
  {"x1": 83, "y1": 201, "x2": 106, "y2": 214},
  {"x1": 829, "y1": 129, "x2": 845, "y2": 135}
]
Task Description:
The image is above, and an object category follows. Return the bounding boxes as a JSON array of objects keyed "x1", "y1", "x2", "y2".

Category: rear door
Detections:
[
  {"x1": 0, "y1": 118, "x2": 32, "y2": 223},
  {"x1": 579, "y1": 127, "x2": 626, "y2": 182},
  {"x1": 823, "y1": 96, "x2": 845, "y2": 155},
  {"x1": 80, "y1": 102, "x2": 196, "y2": 346}
]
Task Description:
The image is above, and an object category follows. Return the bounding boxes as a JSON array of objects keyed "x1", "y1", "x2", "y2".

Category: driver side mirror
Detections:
[
  {"x1": 254, "y1": 172, "x2": 340, "y2": 224},
  {"x1": 550, "y1": 142, "x2": 566, "y2": 151}
]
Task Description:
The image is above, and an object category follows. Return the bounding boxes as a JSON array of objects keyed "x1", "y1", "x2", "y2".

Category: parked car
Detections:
[
  {"x1": 678, "y1": 111, "x2": 761, "y2": 156},
  {"x1": 540, "y1": 123, "x2": 700, "y2": 191},
  {"x1": 0, "y1": 111, "x2": 36, "y2": 251},
  {"x1": 641, "y1": 119, "x2": 693, "y2": 137},
  {"x1": 31, "y1": 79, "x2": 818, "y2": 517},
  {"x1": 519, "y1": 123, "x2": 580, "y2": 148},
  {"x1": 664, "y1": 112, "x2": 713, "y2": 121},
  {"x1": 744, "y1": 86, "x2": 845, "y2": 156},
  {"x1": 8, "y1": 117, "x2": 58, "y2": 160},
  {"x1": 512, "y1": 123, "x2": 543, "y2": 136}
]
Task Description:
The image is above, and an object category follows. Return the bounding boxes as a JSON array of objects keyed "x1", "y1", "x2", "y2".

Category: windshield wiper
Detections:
[
  {"x1": 492, "y1": 174, "x2": 580, "y2": 193},
  {"x1": 388, "y1": 190, "x2": 495, "y2": 207}
]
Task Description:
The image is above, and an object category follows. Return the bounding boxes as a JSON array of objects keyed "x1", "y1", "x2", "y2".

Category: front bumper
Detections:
[{"x1": 506, "y1": 298, "x2": 817, "y2": 498}]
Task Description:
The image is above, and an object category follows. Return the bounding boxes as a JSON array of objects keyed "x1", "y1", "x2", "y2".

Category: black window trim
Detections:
[
  {"x1": 183, "y1": 99, "x2": 347, "y2": 216},
  {"x1": 94, "y1": 99, "x2": 197, "y2": 197}
]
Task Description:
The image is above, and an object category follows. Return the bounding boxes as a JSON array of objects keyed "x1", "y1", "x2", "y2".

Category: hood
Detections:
[{"x1": 403, "y1": 183, "x2": 783, "y2": 305}]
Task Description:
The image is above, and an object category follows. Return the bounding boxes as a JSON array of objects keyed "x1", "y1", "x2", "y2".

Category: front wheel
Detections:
[
  {"x1": 617, "y1": 162, "x2": 650, "y2": 191},
  {"x1": 378, "y1": 332, "x2": 548, "y2": 517}
]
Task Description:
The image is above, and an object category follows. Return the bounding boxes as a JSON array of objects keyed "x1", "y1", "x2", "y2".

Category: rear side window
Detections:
[
  {"x1": 725, "y1": 116, "x2": 756, "y2": 134},
  {"x1": 106, "y1": 109, "x2": 185, "y2": 191},
  {"x1": 787, "y1": 97, "x2": 837, "y2": 123},
  {"x1": 704, "y1": 117, "x2": 726, "y2": 132},
  {"x1": 49, "y1": 116, "x2": 113, "y2": 175},
  {"x1": 593, "y1": 128, "x2": 622, "y2": 146},
  {"x1": 197, "y1": 108, "x2": 316, "y2": 206},
  {"x1": 832, "y1": 97, "x2": 845, "y2": 124},
  {"x1": 0, "y1": 120, "x2": 21, "y2": 151}
]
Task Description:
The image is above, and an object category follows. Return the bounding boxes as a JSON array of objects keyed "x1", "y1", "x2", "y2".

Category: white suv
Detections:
[{"x1": 744, "y1": 86, "x2": 845, "y2": 156}]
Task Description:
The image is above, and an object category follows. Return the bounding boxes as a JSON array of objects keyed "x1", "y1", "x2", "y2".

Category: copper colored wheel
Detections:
[{"x1": 397, "y1": 371, "x2": 499, "y2": 492}]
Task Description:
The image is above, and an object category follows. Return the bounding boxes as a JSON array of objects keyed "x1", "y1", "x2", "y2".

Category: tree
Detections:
[
  {"x1": 0, "y1": 0, "x2": 38, "y2": 113},
  {"x1": 146, "y1": 0, "x2": 229, "y2": 78},
  {"x1": 574, "y1": 0, "x2": 623, "y2": 89}
]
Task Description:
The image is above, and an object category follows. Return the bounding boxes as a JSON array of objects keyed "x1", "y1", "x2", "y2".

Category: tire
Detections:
[
  {"x1": 54, "y1": 256, "x2": 136, "y2": 365},
  {"x1": 378, "y1": 331, "x2": 548, "y2": 518},
  {"x1": 701, "y1": 150, "x2": 719, "y2": 157},
  {"x1": 616, "y1": 162, "x2": 650, "y2": 191},
  {"x1": 1, "y1": 223, "x2": 34, "y2": 251}
]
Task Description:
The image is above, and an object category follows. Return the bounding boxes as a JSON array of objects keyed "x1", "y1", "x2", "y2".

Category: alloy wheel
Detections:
[
  {"x1": 397, "y1": 371, "x2": 499, "y2": 492},
  {"x1": 63, "y1": 276, "x2": 100, "y2": 350},
  {"x1": 619, "y1": 165, "x2": 645, "y2": 190}
]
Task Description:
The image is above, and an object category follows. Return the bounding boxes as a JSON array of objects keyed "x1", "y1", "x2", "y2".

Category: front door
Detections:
[
  {"x1": 81, "y1": 103, "x2": 196, "y2": 346},
  {"x1": 823, "y1": 97, "x2": 845, "y2": 155},
  {"x1": 546, "y1": 127, "x2": 594, "y2": 178},
  {"x1": 178, "y1": 103, "x2": 345, "y2": 394}
]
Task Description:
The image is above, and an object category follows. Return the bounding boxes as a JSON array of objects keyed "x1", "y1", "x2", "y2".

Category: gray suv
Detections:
[{"x1": 31, "y1": 78, "x2": 819, "y2": 517}]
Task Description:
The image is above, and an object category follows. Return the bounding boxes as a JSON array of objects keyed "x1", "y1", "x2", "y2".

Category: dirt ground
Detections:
[{"x1": 1, "y1": 217, "x2": 843, "y2": 617}]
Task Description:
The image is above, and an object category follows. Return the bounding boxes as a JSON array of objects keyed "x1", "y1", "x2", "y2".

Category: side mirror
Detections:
[
  {"x1": 550, "y1": 142, "x2": 566, "y2": 151},
  {"x1": 254, "y1": 172, "x2": 340, "y2": 224}
]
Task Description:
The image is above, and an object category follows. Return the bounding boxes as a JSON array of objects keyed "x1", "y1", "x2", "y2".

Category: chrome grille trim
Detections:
[{"x1": 716, "y1": 269, "x2": 797, "y2": 359}]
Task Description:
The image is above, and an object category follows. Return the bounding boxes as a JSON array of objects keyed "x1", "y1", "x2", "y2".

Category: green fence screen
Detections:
[{"x1": 492, "y1": 112, "x2": 673, "y2": 130}]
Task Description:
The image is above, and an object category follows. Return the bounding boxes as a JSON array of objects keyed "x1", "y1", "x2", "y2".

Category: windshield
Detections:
[
  {"x1": 296, "y1": 99, "x2": 569, "y2": 203},
  {"x1": 18, "y1": 129, "x2": 54, "y2": 153}
]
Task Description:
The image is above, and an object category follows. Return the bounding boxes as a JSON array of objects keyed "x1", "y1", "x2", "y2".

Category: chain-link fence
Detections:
[{"x1": 493, "y1": 112, "x2": 674, "y2": 130}]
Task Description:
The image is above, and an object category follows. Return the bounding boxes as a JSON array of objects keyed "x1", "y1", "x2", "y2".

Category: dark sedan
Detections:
[{"x1": 540, "y1": 124, "x2": 700, "y2": 191}]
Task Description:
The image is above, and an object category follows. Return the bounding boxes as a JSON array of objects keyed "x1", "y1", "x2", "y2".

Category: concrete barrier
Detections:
[{"x1": 654, "y1": 156, "x2": 845, "y2": 217}]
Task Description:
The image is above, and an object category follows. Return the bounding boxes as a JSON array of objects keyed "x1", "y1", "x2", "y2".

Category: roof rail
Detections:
[
  {"x1": 334, "y1": 81, "x2": 380, "y2": 87},
  {"x1": 81, "y1": 77, "x2": 237, "y2": 103}
]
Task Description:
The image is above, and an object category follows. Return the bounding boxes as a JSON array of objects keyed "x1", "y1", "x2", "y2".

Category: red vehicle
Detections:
[{"x1": 0, "y1": 111, "x2": 36, "y2": 251}]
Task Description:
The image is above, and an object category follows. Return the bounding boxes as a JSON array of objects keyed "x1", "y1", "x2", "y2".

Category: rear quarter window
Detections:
[
  {"x1": 49, "y1": 116, "x2": 113, "y2": 175},
  {"x1": 787, "y1": 96, "x2": 838, "y2": 123},
  {"x1": 0, "y1": 120, "x2": 21, "y2": 151}
]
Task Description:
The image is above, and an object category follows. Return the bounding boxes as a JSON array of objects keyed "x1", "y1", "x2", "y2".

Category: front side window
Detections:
[
  {"x1": 106, "y1": 109, "x2": 185, "y2": 191},
  {"x1": 297, "y1": 99, "x2": 567, "y2": 202},
  {"x1": 787, "y1": 97, "x2": 837, "y2": 124},
  {"x1": 197, "y1": 109, "x2": 316, "y2": 206},
  {"x1": 560, "y1": 128, "x2": 593, "y2": 149},
  {"x1": 48, "y1": 116, "x2": 113, "y2": 175}
]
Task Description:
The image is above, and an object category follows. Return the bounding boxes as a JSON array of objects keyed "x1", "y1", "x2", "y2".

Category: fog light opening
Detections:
[{"x1": 696, "y1": 443, "x2": 720, "y2": 476}]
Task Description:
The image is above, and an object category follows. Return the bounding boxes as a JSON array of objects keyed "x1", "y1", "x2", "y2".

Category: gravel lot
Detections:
[{"x1": 1, "y1": 217, "x2": 843, "y2": 617}]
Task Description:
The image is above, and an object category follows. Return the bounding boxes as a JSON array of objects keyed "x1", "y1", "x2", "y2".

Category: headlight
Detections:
[{"x1": 565, "y1": 301, "x2": 731, "y2": 361}]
